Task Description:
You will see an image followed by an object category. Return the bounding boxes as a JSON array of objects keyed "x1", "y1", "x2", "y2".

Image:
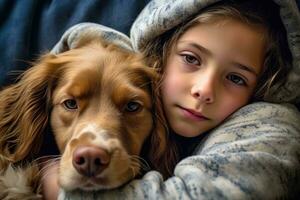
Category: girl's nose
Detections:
[{"x1": 191, "y1": 76, "x2": 215, "y2": 104}]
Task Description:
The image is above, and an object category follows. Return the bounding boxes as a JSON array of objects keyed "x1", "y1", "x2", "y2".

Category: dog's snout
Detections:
[{"x1": 72, "y1": 146, "x2": 110, "y2": 177}]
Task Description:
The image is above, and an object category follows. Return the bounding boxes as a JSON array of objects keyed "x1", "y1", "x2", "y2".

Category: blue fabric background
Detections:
[{"x1": 0, "y1": 0, "x2": 150, "y2": 87}]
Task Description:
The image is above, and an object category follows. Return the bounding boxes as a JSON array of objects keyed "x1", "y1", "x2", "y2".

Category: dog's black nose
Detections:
[{"x1": 72, "y1": 146, "x2": 110, "y2": 177}]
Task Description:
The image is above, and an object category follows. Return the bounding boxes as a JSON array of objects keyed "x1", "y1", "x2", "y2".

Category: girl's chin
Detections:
[{"x1": 171, "y1": 124, "x2": 208, "y2": 138}]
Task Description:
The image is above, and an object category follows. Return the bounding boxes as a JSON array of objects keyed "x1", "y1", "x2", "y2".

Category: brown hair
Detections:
[{"x1": 142, "y1": 0, "x2": 293, "y2": 175}]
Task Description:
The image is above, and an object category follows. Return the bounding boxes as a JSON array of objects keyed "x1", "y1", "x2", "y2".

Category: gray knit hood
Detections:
[
  {"x1": 130, "y1": 0, "x2": 300, "y2": 104},
  {"x1": 51, "y1": 23, "x2": 133, "y2": 54}
]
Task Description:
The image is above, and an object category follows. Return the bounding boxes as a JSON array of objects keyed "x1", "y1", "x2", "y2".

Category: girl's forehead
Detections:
[{"x1": 175, "y1": 19, "x2": 266, "y2": 76}]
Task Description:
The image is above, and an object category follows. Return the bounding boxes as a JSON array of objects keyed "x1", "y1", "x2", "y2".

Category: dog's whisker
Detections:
[
  {"x1": 40, "y1": 162, "x2": 60, "y2": 181},
  {"x1": 40, "y1": 168, "x2": 58, "y2": 182},
  {"x1": 40, "y1": 157, "x2": 60, "y2": 167},
  {"x1": 40, "y1": 164, "x2": 58, "y2": 175},
  {"x1": 37, "y1": 157, "x2": 61, "y2": 168},
  {"x1": 130, "y1": 166, "x2": 136, "y2": 178},
  {"x1": 34, "y1": 155, "x2": 60, "y2": 163},
  {"x1": 129, "y1": 159, "x2": 140, "y2": 168},
  {"x1": 130, "y1": 155, "x2": 150, "y2": 171},
  {"x1": 129, "y1": 158, "x2": 148, "y2": 173},
  {"x1": 39, "y1": 158, "x2": 60, "y2": 174},
  {"x1": 110, "y1": 153, "x2": 147, "y2": 174}
]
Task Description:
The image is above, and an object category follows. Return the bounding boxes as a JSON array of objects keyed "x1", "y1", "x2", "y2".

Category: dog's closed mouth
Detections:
[{"x1": 81, "y1": 177, "x2": 109, "y2": 190}]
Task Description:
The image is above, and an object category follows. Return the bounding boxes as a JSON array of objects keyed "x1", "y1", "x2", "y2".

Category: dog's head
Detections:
[
  {"x1": 51, "y1": 40, "x2": 159, "y2": 190},
  {"x1": 0, "y1": 38, "x2": 168, "y2": 190}
]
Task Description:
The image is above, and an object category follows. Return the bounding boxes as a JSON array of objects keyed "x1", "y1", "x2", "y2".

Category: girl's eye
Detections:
[
  {"x1": 124, "y1": 101, "x2": 142, "y2": 113},
  {"x1": 63, "y1": 99, "x2": 78, "y2": 110},
  {"x1": 226, "y1": 74, "x2": 247, "y2": 86},
  {"x1": 182, "y1": 54, "x2": 200, "y2": 65}
]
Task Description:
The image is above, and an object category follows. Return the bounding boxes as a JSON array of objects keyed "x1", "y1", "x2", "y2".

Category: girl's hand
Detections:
[{"x1": 41, "y1": 161, "x2": 60, "y2": 200}]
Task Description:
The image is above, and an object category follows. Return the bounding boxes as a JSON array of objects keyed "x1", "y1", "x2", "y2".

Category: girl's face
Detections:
[{"x1": 161, "y1": 19, "x2": 266, "y2": 137}]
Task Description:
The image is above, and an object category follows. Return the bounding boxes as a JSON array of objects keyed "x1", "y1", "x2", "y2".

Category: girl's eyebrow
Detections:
[
  {"x1": 178, "y1": 41, "x2": 212, "y2": 56},
  {"x1": 178, "y1": 41, "x2": 258, "y2": 77},
  {"x1": 232, "y1": 62, "x2": 259, "y2": 77}
]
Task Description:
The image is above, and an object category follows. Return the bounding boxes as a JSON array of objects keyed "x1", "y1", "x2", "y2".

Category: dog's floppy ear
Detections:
[{"x1": 0, "y1": 54, "x2": 64, "y2": 163}]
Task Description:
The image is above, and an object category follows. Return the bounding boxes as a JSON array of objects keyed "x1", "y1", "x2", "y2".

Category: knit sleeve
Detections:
[{"x1": 58, "y1": 102, "x2": 300, "y2": 200}]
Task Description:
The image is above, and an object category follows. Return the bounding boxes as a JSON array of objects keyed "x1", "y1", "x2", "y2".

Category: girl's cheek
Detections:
[
  {"x1": 217, "y1": 95, "x2": 249, "y2": 122},
  {"x1": 162, "y1": 72, "x2": 182, "y2": 97},
  {"x1": 219, "y1": 105, "x2": 236, "y2": 121}
]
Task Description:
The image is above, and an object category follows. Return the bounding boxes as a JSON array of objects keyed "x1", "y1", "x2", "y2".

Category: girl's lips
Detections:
[{"x1": 179, "y1": 106, "x2": 209, "y2": 121}]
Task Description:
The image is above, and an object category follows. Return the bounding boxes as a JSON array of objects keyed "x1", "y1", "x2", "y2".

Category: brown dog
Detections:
[{"x1": 0, "y1": 37, "x2": 167, "y2": 198}]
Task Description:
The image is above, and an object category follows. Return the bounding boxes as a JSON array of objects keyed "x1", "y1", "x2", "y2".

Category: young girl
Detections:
[{"x1": 44, "y1": 0, "x2": 300, "y2": 199}]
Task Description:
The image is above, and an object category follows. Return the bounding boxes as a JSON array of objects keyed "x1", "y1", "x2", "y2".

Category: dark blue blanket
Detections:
[{"x1": 0, "y1": 0, "x2": 150, "y2": 87}]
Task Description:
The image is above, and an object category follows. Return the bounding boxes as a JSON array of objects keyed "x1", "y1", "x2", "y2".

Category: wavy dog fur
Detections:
[{"x1": 0, "y1": 36, "x2": 168, "y2": 198}]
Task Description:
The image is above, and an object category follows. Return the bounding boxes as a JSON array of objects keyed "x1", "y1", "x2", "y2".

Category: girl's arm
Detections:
[{"x1": 59, "y1": 102, "x2": 300, "y2": 199}]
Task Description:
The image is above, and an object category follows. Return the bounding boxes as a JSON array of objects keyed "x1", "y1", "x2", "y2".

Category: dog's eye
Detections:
[
  {"x1": 63, "y1": 99, "x2": 78, "y2": 110},
  {"x1": 124, "y1": 101, "x2": 142, "y2": 113}
]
